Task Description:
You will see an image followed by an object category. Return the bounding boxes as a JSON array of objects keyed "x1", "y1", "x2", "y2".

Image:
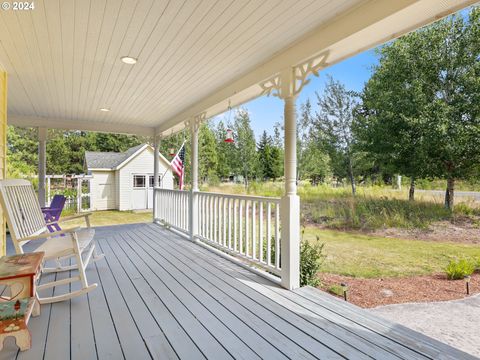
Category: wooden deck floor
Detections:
[{"x1": 0, "y1": 223, "x2": 475, "y2": 360}]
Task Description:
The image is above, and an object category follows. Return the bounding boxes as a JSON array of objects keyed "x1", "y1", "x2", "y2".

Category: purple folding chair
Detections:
[{"x1": 41, "y1": 194, "x2": 66, "y2": 233}]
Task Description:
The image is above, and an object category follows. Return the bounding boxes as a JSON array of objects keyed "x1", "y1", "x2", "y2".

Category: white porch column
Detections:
[
  {"x1": 153, "y1": 134, "x2": 161, "y2": 221},
  {"x1": 191, "y1": 118, "x2": 200, "y2": 192},
  {"x1": 189, "y1": 114, "x2": 202, "y2": 241},
  {"x1": 280, "y1": 68, "x2": 300, "y2": 290},
  {"x1": 38, "y1": 127, "x2": 47, "y2": 207}
]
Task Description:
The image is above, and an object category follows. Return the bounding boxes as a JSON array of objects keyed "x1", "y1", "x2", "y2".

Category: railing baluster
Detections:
[
  {"x1": 213, "y1": 196, "x2": 217, "y2": 244},
  {"x1": 252, "y1": 201, "x2": 256, "y2": 260},
  {"x1": 228, "y1": 198, "x2": 232, "y2": 249},
  {"x1": 259, "y1": 201, "x2": 263, "y2": 263},
  {"x1": 175, "y1": 192, "x2": 178, "y2": 228},
  {"x1": 233, "y1": 199, "x2": 237, "y2": 251},
  {"x1": 211, "y1": 195, "x2": 214, "y2": 241},
  {"x1": 200, "y1": 195, "x2": 204, "y2": 237},
  {"x1": 183, "y1": 192, "x2": 186, "y2": 229},
  {"x1": 239, "y1": 200, "x2": 243, "y2": 254},
  {"x1": 185, "y1": 192, "x2": 188, "y2": 230},
  {"x1": 181, "y1": 192, "x2": 184, "y2": 229},
  {"x1": 174, "y1": 192, "x2": 177, "y2": 227},
  {"x1": 219, "y1": 196, "x2": 223, "y2": 245},
  {"x1": 222, "y1": 197, "x2": 227, "y2": 247},
  {"x1": 203, "y1": 195, "x2": 207, "y2": 238},
  {"x1": 267, "y1": 202, "x2": 272, "y2": 266},
  {"x1": 209, "y1": 195, "x2": 212, "y2": 240},
  {"x1": 275, "y1": 203, "x2": 280, "y2": 269},
  {"x1": 245, "y1": 200, "x2": 249, "y2": 257},
  {"x1": 173, "y1": 192, "x2": 176, "y2": 227},
  {"x1": 182, "y1": 192, "x2": 185, "y2": 229},
  {"x1": 203, "y1": 195, "x2": 206, "y2": 237}
]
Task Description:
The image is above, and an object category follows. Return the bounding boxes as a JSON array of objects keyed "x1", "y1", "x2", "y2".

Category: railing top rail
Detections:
[
  {"x1": 195, "y1": 190, "x2": 281, "y2": 203},
  {"x1": 153, "y1": 187, "x2": 281, "y2": 202},
  {"x1": 153, "y1": 188, "x2": 190, "y2": 194}
]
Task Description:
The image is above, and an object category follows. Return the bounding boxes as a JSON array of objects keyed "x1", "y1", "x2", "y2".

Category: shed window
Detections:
[
  {"x1": 133, "y1": 175, "x2": 146, "y2": 188},
  {"x1": 149, "y1": 176, "x2": 162, "y2": 188}
]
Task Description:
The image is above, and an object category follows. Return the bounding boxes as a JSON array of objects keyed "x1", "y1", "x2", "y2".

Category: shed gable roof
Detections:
[{"x1": 85, "y1": 144, "x2": 169, "y2": 170}]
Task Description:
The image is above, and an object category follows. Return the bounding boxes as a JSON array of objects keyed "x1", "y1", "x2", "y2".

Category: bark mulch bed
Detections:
[{"x1": 319, "y1": 272, "x2": 480, "y2": 308}]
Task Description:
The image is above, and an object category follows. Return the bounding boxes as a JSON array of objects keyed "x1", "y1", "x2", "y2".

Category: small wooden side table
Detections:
[{"x1": 0, "y1": 252, "x2": 44, "y2": 351}]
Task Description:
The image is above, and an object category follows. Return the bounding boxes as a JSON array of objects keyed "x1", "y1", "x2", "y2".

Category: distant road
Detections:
[{"x1": 416, "y1": 189, "x2": 480, "y2": 201}]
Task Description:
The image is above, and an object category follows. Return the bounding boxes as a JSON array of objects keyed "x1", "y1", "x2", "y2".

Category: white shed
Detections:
[{"x1": 85, "y1": 144, "x2": 174, "y2": 211}]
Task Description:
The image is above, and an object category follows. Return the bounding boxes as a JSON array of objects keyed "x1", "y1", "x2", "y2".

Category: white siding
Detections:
[
  {"x1": 91, "y1": 171, "x2": 117, "y2": 210},
  {"x1": 118, "y1": 147, "x2": 173, "y2": 211}
]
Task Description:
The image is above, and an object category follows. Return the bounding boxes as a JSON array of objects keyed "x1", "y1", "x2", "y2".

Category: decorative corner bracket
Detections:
[
  {"x1": 260, "y1": 76, "x2": 282, "y2": 98},
  {"x1": 187, "y1": 112, "x2": 206, "y2": 133},
  {"x1": 259, "y1": 50, "x2": 330, "y2": 99}
]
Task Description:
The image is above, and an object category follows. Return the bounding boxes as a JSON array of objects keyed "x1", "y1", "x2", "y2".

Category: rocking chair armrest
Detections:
[{"x1": 20, "y1": 227, "x2": 82, "y2": 242}]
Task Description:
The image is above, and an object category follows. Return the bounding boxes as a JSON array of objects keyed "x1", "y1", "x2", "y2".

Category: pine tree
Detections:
[
  {"x1": 257, "y1": 131, "x2": 273, "y2": 180},
  {"x1": 232, "y1": 109, "x2": 257, "y2": 188},
  {"x1": 198, "y1": 123, "x2": 218, "y2": 184}
]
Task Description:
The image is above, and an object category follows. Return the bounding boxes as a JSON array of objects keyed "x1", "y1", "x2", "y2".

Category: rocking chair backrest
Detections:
[
  {"x1": 0, "y1": 179, "x2": 48, "y2": 253},
  {"x1": 49, "y1": 194, "x2": 66, "y2": 211}
]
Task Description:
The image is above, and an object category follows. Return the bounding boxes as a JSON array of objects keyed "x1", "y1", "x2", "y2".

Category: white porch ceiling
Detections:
[{"x1": 0, "y1": 0, "x2": 477, "y2": 136}]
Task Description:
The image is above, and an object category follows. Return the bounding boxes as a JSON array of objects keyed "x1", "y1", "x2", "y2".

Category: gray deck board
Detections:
[
  {"x1": 122, "y1": 230, "x2": 314, "y2": 360},
  {"x1": 87, "y1": 259, "x2": 125, "y2": 359},
  {"x1": 100, "y1": 235, "x2": 204, "y2": 360},
  {"x1": 97, "y1": 240, "x2": 178, "y2": 360},
  {"x1": 136, "y1": 227, "x2": 361, "y2": 359},
  {"x1": 296, "y1": 286, "x2": 475, "y2": 360},
  {"x1": 70, "y1": 264, "x2": 97, "y2": 360},
  {"x1": 42, "y1": 262, "x2": 71, "y2": 360},
  {"x1": 139, "y1": 226, "x2": 404, "y2": 360},
  {"x1": 0, "y1": 223, "x2": 475, "y2": 360},
  {"x1": 111, "y1": 233, "x2": 234, "y2": 360}
]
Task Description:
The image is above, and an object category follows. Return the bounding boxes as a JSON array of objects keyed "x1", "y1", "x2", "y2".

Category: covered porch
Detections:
[
  {"x1": 0, "y1": 0, "x2": 478, "y2": 358},
  {"x1": 0, "y1": 223, "x2": 473, "y2": 360}
]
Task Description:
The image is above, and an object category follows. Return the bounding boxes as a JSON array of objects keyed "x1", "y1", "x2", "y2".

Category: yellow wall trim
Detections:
[{"x1": 0, "y1": 70, "x2": 6, "y2": 256}]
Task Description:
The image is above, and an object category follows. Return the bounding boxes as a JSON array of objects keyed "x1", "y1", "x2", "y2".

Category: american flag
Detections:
[{"x1": 171, "y1": 142, "x2": 186, "y2": 190}]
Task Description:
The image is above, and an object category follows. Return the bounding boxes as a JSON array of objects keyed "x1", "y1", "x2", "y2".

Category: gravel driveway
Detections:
[{"x1": 369, "y1": 294, "x2": 480, "y2": 358}]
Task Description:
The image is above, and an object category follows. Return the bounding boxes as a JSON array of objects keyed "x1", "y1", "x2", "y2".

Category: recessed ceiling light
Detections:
[
  {"x1": 100, "y1": 108, "x2": 110, "y2": 112},
  {"x1": 120, "y1": 56, "x2": 137, "y2": 64}
]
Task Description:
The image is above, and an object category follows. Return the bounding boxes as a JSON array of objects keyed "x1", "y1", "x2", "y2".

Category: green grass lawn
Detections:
[
  {"x1": 63, "y1": 210, "x2": 152, "y2": 228},
  {"x1": 302, "y1": 227, "x2": 480, "y2": 278}
]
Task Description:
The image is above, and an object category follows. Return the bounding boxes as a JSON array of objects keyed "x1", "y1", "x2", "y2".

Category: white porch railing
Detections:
[
  {"x1": 154, "y1": 188, "x2": 282, "y2": 277},
  {"x1": 154, "y1": 189, "x2": 190, "y2": 234}
]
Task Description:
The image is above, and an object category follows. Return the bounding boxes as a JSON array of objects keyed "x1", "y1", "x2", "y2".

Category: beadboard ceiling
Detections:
[{"x1": 0, "y1": 0, "x2": 476, "y2": 135}]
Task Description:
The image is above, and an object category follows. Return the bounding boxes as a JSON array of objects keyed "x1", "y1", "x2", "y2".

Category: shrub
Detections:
[
  {"x1": 445, "y1": 259, "x2": 476, "y2": 280},
  {"x1": 300, "y1": 235, "x2": 325, "y2": 287},
  {"x1": 207, "y1": 173, "x2": 220, "y2": 187}
]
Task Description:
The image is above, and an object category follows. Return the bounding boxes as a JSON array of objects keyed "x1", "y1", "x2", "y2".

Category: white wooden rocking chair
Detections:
[{"x1": 0, "y1": 179, "x2": 104, "y2": 304}]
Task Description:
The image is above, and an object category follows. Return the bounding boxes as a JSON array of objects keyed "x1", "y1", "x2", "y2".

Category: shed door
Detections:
[
  {"x1": 132, "y1": 174, "x2": 147, "y2": 209},
  {"x1": 93, "y1": 172, "x2": 115, "y2": 210}
]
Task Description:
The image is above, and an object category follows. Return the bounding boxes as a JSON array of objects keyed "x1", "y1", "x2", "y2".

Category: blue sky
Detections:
[{"x1": 212, "y1": 49, "x2": 379, "y2": 139}]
